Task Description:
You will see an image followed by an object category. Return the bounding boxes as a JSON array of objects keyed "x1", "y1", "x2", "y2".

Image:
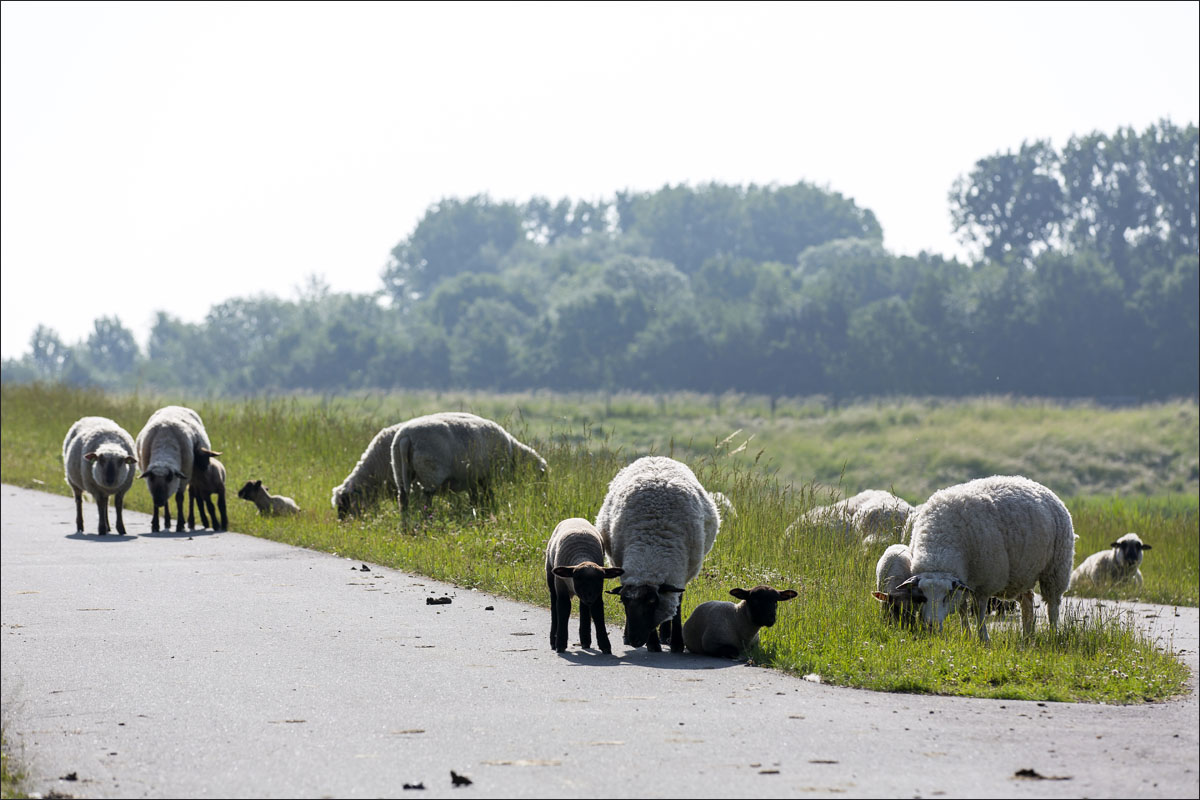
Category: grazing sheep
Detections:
[
  {"x1": 885, "y1": 475, "x2": 1075, "y2": 642},
  {"x1": 798, "y1": 489, "x2": 914, "y2": 547},
  {"x1": 595, "y1": 456, "x2": 720, "y2": 653},
  {"x1": 62, "y1": 416, "x2": 138, "y2": 536},
  {"x1": 187, "y1": 456, "x2": 228, "y2": 531},
  {"x1": 237, "y1": 480, "x2": 301, "y2": 515},
  {"x1": 136, "y1": 406, "x2": 219, "y2": 533},
  {"x1": 1070, "y1": 533, "x2": 1152, "y2": 591},
  {"x1": 545, "y1": 518, "x2": 624, "y2": 654},
  {"x1": 331, "y1": 423, "x2": 405, "y2": 519},
  {"x1": 390, "y1": 412, "x2": 547, "y2": 512},
  {"x1": 683, "y1": 585, "x2": 798, "y2": 658},
  {"x1": 871, "y1": 543, "x2": 916, "y2": 625}
]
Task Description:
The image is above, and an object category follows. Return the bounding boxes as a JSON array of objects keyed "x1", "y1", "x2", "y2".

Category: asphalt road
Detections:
[{"x1": 2, "y1": 484, "x2": 1197, "y2": 798}]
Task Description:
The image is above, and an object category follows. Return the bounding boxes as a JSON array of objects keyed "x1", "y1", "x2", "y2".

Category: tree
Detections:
[
  {"x1": 85, "y1": 316, "x2": 139, "y2": 375},
  {"x1": 30, "y1": 325, "x2": 69, "y2": 379}
]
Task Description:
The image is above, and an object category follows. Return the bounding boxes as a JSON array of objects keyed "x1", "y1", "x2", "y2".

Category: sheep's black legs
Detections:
[
  {"x1": 174, "y1": 489, "x2": 186, "y2": 532},
  {"x1": 73, "y1": 488, "x2": 85, "y2": 533},
  {"x1": 96, "y1": 494, "x2": 110, "y2": 535},
  {"x1": 215, "y1": 490, "x2": 228, "y2": 531},
  {"x1": 590, "y1": 601, "x2": 613, "y2": 655},
  {"x1": 115, "y1": 493, "x2": 127, "y2": 536},
  {"x1": 669, "y1": 605, "x2": 685, "y2": 653},
  {"x1": 553, "y1": 590, "x2": 573, "y2": 653},
  {"x1": 547, "y1": 573, "x2": 559, "y2": 650},
  {"x1": 578, "y1": 602, "x2": 593, "y2": 650}
]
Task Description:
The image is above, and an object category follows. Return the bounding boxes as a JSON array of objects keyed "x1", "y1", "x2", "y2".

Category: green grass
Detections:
[
  {"x1": 0, "y1": 731, "x2": 25, "y2": 800},
  {"x1": 2, "y1": 382, "x2": 1195, "y2": 704}
]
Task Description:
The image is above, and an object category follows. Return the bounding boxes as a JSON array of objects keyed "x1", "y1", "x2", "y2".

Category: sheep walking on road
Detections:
[
  {"x1": 545, "y1": 518, "x2": 623, "y2": 654},
  {"x1": 683, "y1": 585, "x2": 798, "y2": 658},
  {"x1": 62, "y1": 416, "x2": 138, "y2": 536},
  {"x1": 136, "y1": 406, "x2": 219, "y2": 533},
  {"x1": 188, "y1": 456, "x2": 228, "y2": 531},
  {"x1": 883, "y1": 475, "x2": 1074, "y2": 642},
  {"x1": 596, "y1": 456, "x2": 720, "y2": 653}
]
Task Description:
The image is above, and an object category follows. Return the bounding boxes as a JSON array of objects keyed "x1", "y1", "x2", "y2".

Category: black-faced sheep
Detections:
[
  {"x1": 62, "y1": 416, "x2": 138, "y2": 536},
  {"x1": 1070, "y1": 533, "x2": 1152, "y2": 591},
  {"x1": 237, "y1": 480, "x2": 301, "y2": 515},
  {"x1": 545, "y1": 518, "x2": 623, "y2": 654},
  {"x1": 885, "y1": 475, "x2": 1075, "y2": 642},
  {"x1": 188, "y1": 456, "x2": 228, "y2": 531},
  {"x1": 682, "y1": 585, "x2": 798, "y2": 658},
  {"x1": 390, "y1": 412, "x2": 547, "y2": 512},
  {"x1": 595, "y1": 456, "x2": 720, "y2": 653},
  {"x1": 135, "y1": 405, "x2": 220, "y2": 533}
]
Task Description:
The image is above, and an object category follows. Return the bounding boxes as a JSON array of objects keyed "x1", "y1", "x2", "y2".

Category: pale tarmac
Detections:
[{"x1": 2, "y1": 484, "x2": 1197, "y2": 798}]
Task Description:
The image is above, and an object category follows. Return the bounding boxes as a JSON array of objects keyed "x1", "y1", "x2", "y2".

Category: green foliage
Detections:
[{"x1": 1, "y1": 385, "x2": 1195, "y2": 705}]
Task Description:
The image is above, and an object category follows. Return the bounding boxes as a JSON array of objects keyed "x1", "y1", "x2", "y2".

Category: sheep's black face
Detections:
[
  {"x1": 734, "y1": 585, "x2": 799, "y2": 628},
  {"x1": 557, "y1": 562, "x2": 622, "y2": 607},
  {"x1": 143, "y1": 467, "x2": 183, "y2": 506},
  {"x1": 612, "y1": 584, "x2": 677, "y2": 649},
  {"x1": 237, "y1": 481, "x2": 257, "y2": 501},
  {"x1": 1113, "y1": 537, "x2": 1150, "y2": 567},
  {"x1": 335, "y1": 490, "x2": 359, "y2": 520}
]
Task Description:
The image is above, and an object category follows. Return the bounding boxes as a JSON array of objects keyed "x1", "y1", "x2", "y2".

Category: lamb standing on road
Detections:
[
  {"x1": 62, "y1": 416, "x2": 138, "y2": 536},
  {"x1": 238, "y1": 480, "x2": 301, "y2": 516},
  {"x1": 1070, "y1": 533, "x2": 1152, "y2": 591},
  {"x1": 390, "y1": 412, "x2": 547, "y2": 511},
  {"x1": 136, "y1": 405, "x2": 219, "y2": 533},
  {"x1": 188, "y1": 456, "x2": 228, "y2": 531},
  {"x1": 545, "y1": 518, "x2": 623, "y2": 654},
  {"x1": 595, "y1": 456, "x2": 720, "y2": 653},
  {"x1": 882, "y1": 475, "x2": 1075, "y2": 642},
  {"x1": 683, "y1": 585, "x2": 798, "y2": 658}
]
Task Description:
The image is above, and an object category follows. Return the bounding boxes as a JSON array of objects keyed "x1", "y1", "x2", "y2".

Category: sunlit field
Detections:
[{"x1": 2, "y1": 383, "x2": 1195, "y2": 702}]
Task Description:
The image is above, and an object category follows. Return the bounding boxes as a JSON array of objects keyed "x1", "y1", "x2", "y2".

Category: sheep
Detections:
[
  {"x1": 682, "y1": 585, "x2": 798, "y2": 658},
  {"x1": 188, "y1": 456, "x2": 228, "y2": 531},
  {"x1": 62, "y1": 416, "x2": 138, "y2": 536},
  {"x1": 135, "y1": 405, "x2": 219, "y2": 533},
  {"x1": 884, "y1": 475, "x2": 1074, "y2": 642},
  {"x1": 871, "y1": 543, "x2": 916, "y2": 625},
  {"x1": 331, "y1": 423, "x2": 405, "y2": 519},
  {"x1": 595, "y1": 456, "x2": 720, "y2": 653},
  {"x1": 390, "y1": 412, "x2": 547, "y2": 512},
  {"x1": 545, "y1": 518, "x2": 624, "y2": 654},
  {"x1": 796, "y1": 489, "x2": 914, "y2": 547},
  {"x1": 237, "y1": 480, "x2": 301, "y2": 515},
  {"x1": 1070, "y1": 533, "x2": 1152, "y2": 591}
]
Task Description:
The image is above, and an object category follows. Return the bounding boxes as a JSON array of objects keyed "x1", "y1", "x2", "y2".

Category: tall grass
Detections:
[{"x1": 2, "y1": 383, "x2": 1195, "y2": 703}]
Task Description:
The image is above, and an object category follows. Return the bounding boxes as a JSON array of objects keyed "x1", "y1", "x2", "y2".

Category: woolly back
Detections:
[
  {"x1": 596, "y1": 456, "x2": 719, "y2": 589},
  {"x1": 909, "y1": 475, "x2": 1074, "y2": 597}
]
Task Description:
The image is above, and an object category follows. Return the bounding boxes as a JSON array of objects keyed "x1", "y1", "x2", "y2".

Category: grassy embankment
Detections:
[{"x1": 2, "y1": 383, "x2": 1196, "y2": 703}]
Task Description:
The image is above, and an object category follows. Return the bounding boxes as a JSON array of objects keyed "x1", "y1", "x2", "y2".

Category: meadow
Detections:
[{"x1": 2, "y1": 382, "x2": 1196, "y2": 703}]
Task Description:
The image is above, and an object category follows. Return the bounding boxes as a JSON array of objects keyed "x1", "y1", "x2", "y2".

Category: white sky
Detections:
[{"x1": 2, "y1": 0, "x2": 1198, "y2": 359}]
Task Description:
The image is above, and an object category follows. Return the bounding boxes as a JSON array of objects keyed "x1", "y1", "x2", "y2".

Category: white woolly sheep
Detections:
[
  {"x1": 1070, "y1": 533, "x2": 1152, "y2": 591},
  {"x1": 545, "y1": 518, "x2": 624, "y2": 654},
  {"x1": 390, "y1": 412, "x2": 547, "y2": 512},
  {"x1": 331, "y1": 423, "x2": 405, "y2": 519},
  {"x1": 62, "y1": 416, "x2": 138, "y2": 536},
  {"x1": 136, "y1": 405, "x2": 220, "y2": 533},
  {"x1": 188, "y1": 456, "x2": 228, "y2": 531},
  {"x1": 886, "y1": 475, "x2": 1075, "y2": 642},
  {"x1": 682, "y1": 585, "x2": 798, "y2": 658},
  {"x1": 238, "y1": 480, "x2": 300, "y2": 515},
  {"x1": 798, "y1": 489, "x2": 914, "y2": 547},
  {"x1": 595, "y1": 456, "x2": 720, "y2": 653}
]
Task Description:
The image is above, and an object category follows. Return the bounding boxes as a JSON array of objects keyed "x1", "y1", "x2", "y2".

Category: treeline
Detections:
[{"x1": 4, "y1": 121, "x2": 1197, "y2": 400}]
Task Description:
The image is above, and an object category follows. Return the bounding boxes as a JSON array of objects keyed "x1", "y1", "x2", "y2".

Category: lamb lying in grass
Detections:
[
  {"x1": 1070, "y1": 533, "x2": 1152, "y2": 591},
  {"x1": 237, "y1": 480, "x2": 300, "y2": 516},
  {"x1": 683, "y1": 585, "x2": 798, "y2": 658}
]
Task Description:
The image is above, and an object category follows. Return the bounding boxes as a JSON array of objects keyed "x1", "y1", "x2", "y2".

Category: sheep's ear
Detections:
[
  {"x1": 255, "y1": 480, "x2": 263, "y2": 488},
  {"x1": 872, "y1": 591, "x2": 890, "y2": 604},
  {"x1": 658, "y1": 583, "x2": 685, "y2": 594},
  {"x1": 551, "y1": 566, "x2": 576, "y2": 578},
  {"x1": 124, "y1": 456, "x2": 137, "y2": 465},
  {"x1": 1140, "y1": 543, "x2": 1151, "y2": 550},
  {"x1": 607, "y1": 586, "x2": 622, "y2": 595},
  {"x1": 201, "y1": 449, "x2": 222, "y2": 457},
  {"x1": 1109, "y1": 541, "x2": 1120, "y2": 548},
  {"x1": 777, "y1": 589, "x2": 799, "y2": 601},
  {"x1": 729, "y1": 588, "x2": 750, "y2": 600},
  {"x1": 84, "y1": 451, "x2": 99, "y2": 462},
  {"x1": 603, "y1": 567, "x2": 624, "y2": 579},
  {"x1": 173, "y1": 469, "x2": 187, "y2": 480}
]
